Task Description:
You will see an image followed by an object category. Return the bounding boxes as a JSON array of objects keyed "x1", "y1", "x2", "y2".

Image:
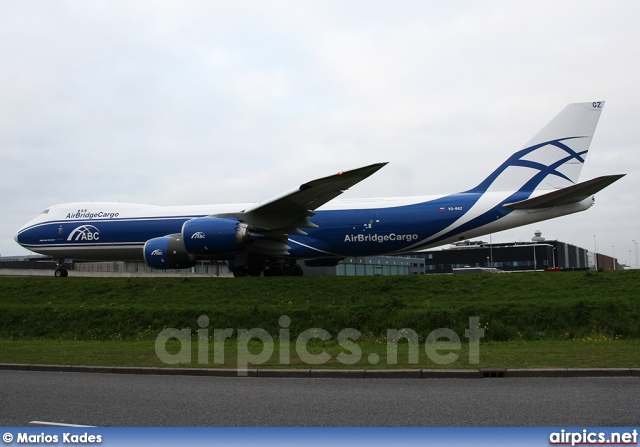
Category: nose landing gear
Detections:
[{"x1": 54, "y1": 259, "x2": 68, "y2": 277}]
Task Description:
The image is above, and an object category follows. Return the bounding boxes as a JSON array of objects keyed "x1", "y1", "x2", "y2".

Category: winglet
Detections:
[{"x1": 296, "y1": 163, "x2": 388, "y2": 199}]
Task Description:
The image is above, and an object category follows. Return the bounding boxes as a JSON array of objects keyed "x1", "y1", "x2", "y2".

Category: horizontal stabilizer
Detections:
[{"x1": 503, "y1": 174, "x2": 625, "y2": 210}]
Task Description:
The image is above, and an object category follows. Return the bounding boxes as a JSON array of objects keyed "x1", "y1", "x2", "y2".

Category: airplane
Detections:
[{"x1": 15, "y1": 101, "x2": 624, "y2": 277}]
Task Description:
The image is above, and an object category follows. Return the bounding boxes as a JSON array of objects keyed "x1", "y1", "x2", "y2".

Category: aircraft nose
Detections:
[{"x1": 14, "y1": 225, "x2": 31, "y2": 247}]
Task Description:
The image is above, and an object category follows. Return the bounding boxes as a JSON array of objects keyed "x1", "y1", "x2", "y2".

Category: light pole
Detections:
[
  {"x1": 634, "y1": 240, "x2": 638, "y2": 269},
  {"x1": 594, "y1": 235, "x2": 598, "y2": 270},
  {"x1": 613, "y1": 245, "x2": 616, "y2": 270},
  {"x1": 489, "y1": 234, "x2": 493, "y2": 268}
]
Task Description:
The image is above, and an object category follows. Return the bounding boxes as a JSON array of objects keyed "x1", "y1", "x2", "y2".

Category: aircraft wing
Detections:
[
  {"x1": 216, "y1": 162, "x2": 388, "y2": 231},
  {"x1": 503, "y1": 174, "x2": 625, "y2": 210}
]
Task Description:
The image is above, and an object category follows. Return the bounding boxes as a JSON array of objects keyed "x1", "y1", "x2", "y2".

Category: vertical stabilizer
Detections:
[{"x1": 470, "y1": 101, "x2": 605, "y2": 193}]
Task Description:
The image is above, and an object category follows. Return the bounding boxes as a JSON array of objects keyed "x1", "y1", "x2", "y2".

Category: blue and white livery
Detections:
[{"x1": 15, "y1": 101, "x2": 624, "y2": 276}]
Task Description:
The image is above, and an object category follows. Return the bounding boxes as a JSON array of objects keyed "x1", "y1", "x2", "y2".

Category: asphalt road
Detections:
[{"x1": 1, "y1": 371, "x2": 638, "y2": 426}]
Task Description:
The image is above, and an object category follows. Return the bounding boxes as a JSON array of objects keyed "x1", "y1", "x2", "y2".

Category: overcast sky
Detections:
[{"x1": 2, "y1": 1, "x2": 639, "y2": 265}]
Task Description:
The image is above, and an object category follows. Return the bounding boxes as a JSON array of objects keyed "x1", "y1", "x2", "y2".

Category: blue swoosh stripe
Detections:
[{"x1": 468, "y1": 137, "x2": 586, "y2": 193}]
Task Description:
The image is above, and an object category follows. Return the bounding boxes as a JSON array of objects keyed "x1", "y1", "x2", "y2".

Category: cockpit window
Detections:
[{"x1": 42, "y1": 209, "x2": 50, "y2": 214}]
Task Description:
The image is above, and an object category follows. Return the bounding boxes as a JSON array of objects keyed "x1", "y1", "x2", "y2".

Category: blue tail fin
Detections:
[{"x1": 469, "y1": 101, "x2": 605, "y2": 194}]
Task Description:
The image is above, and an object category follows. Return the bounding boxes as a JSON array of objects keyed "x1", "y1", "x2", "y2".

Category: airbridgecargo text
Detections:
[
  {"x1": 65, "y1": 211, "x2": 119, "y2": 219},
  {"x1": 344, "y1": 233, "x2": 419, "y2": 243}
]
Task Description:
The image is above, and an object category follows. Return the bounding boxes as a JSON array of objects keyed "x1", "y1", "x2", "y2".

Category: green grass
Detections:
[
  {"x1": 1, "y1": 271, "x2": 639, "y2": 342},
  {"x1": 0, "y1": 271, "x2": 639, "y2": 369},
  {"x1": 0, "y1": 339, "x2": 637, "y2": 369}
]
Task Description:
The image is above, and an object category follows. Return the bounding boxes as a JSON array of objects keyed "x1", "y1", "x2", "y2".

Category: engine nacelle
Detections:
[
  {"x1": 143, "y1": 234, "x2": 196, "y2": 269},
  {"x1": 182, "y1": 217, "x2": 250, "y2": 255}
]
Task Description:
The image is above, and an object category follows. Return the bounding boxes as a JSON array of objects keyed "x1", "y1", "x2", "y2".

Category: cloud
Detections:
[{"x1": 2, "y1": 0, "x2": 639, "y2": 261}]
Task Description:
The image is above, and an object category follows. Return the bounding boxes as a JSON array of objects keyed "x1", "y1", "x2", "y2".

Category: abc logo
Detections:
[{"x1": 67, "y1": 225, "x2": 100, "y2": 242}]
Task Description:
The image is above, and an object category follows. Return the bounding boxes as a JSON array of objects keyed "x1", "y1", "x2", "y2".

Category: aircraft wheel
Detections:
[
  {"x1": 233, "y1": 266, "x2": 247, "y2": 277},
  {"x1": 54, "y1": 268, "x2": 68, "y2": 278}
]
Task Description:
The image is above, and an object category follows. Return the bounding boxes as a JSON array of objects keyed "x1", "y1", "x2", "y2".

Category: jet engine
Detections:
[
  {"x1": 182, "y1": 217, "x2": 251, "y2": 255},
  {"x1": 143, "y1": 234, "x2": 196, "y2": 269},
  {"x1": 143, "y1": 217, "x2": 271, "y2": 270}
]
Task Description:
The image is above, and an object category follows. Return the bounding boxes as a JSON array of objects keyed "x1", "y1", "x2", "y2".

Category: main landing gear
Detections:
[
  {"x1": 232, "y1": 261, "x2": 304, "y2": 277},
  {"x1": 263, "y1": 264, "x2": 303, "y2": 277},
  {"x1": 232, "y1": 265, "x2": 263, "y2": 277}
]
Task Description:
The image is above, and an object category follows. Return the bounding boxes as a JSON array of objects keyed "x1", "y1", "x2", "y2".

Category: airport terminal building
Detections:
[
  {"x1": 408, "y1": 231, "x2": 621, "y2": 273},
  {"x1": 0, "y1": 255, "x2": 425, "y2": 277},
  {"x1": 410, "y1": 240, "x2": 588, "y2": 274},
  {"x1": 301, "y1": 256, "x2": 425, "y2": 277}
]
